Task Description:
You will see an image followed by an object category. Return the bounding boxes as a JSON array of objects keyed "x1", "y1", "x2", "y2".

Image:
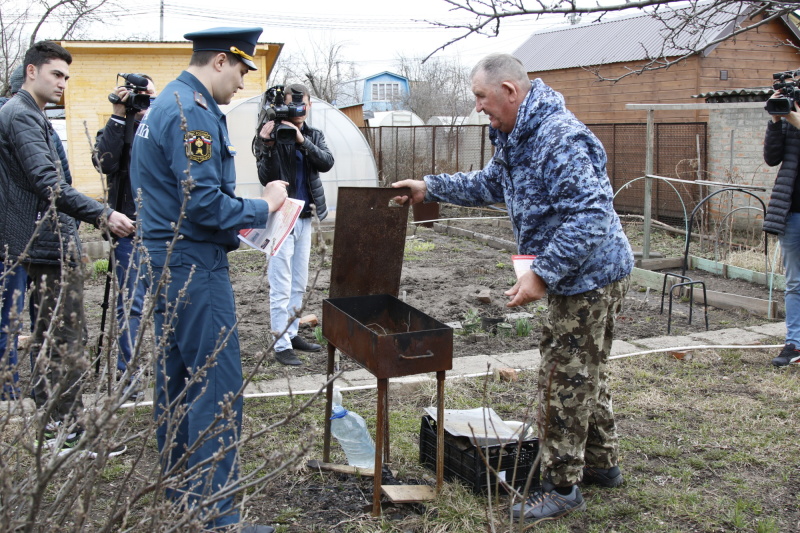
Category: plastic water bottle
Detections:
[{"x1": 330, "y1": 388, "x2": 376, "y2": 469}]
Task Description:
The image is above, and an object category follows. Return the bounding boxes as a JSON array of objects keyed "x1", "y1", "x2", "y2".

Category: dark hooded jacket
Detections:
[
  {"x1": 255, "y1": 122, "x2": 333, "y2": 221},
  {"x1": 93, "y1": 115, "x2": 137, "y2": 219},
  {"x1": 763, "y1": 118, "x2": 800, "y2": 235},
  {"x1": 0, "y1": 90, "x2": 110, "y2": 265}
]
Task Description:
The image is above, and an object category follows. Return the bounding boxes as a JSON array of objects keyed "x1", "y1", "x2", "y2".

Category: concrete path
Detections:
[
  {"x1": 0, "y1": 321, "x2": 784, "y2": 412},
  {"x1": 240, "y1": 320, "x2": 786, "y2": 398}
]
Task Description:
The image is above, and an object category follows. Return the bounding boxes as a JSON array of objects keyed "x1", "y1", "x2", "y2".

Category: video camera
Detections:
[
  {"x1": 108, "y1": 73, "x2": 152, "y2": 113},
  {"x1": 765, "y1": 70, "x2": 800, "y2": 115},
  {"x1": 259, "y1": 85, "x2": 306, "y2": 145}
]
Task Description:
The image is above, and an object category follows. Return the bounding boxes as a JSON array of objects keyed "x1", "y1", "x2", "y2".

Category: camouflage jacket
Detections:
[{"x1": 424, "y1": 78, "x2": 633, "y2": 296}]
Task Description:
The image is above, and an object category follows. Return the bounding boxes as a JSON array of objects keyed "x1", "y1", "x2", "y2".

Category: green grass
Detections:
[
  {"x1": 404, "y1": 239, "x2": 436, "y2": 261},
  {"x1": 92, "y1": 258, "x2": 109, "y2": 279}
]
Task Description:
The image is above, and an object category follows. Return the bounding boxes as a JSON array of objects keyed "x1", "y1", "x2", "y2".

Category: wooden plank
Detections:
[
  {"x1": 382, "y1": 485, "x2": 436, "y2": 503},
  {"x1": 635, "y1": 257, "x2": 684, "y2": 270},
  {"x1": 691, "y1": 257, "x2": 725, "y2": 276},
  {"x1": 689, "y1": 256, "x2": 786, "y2": 290},
  {"x1": 630, "y1": 266, "x2": 671, "y2": 289},
  {"x1": 691, "y1": 289, "x2": 778, "y2": 317},
  {"x1": 306, "y1": 460, "x2": 375, "y2": 477}
]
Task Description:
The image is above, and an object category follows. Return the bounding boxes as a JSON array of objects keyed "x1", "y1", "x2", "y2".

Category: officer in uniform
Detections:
[{"x1": 130, "y1": 27, "x2": 287, "y2": 531}]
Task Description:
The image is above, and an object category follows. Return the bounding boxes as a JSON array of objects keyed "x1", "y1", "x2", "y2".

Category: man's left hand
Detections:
[
  {"x1": 505, "y1": 270, "x2": 546, "y2": 307},
  {"x1": 280, "y1": 120, "x2": 304, "y2": 144}
]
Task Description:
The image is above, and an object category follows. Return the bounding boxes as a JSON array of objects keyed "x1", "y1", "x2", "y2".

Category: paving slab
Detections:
[
  {"x1": 235, "y1": 322, "x2": 784, "y2": 398},
  {"x1": 689, "y1": 328, "x2": 768, "y2": 345},
  {"x1": 444, "y1": 354, "x2": 497, "y2": 377},
  {"x1": 631, "y1": 335, "x2": 708, "y2": 350},
  {"x1": 611, "y1": 340, "x2": 641, "y2": 356},
  {"x1": 338, "y1": 367, "x2": 374, "y2": 383},
  {"x1": 492, "y1": 349, "x2": 540, "y2": 371},
  {"x1": 745, "y1": 322, "x2": 785, "y2": 339},
  {"x1": 245, "y1": 373, "x2": 330, "y2": 395}
]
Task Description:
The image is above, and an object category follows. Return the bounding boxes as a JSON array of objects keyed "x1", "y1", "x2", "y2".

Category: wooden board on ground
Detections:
[
  {"x1": 381, "y1": 485, "x2": 436, "y2": 503},
  {"x1": 691, "y1": 289, "x2": 779, "y2": 316},
  {"x1": 635, "y1": 257, "x2": 683, "y2": 270},
  {"x1": 306, "y1": 460, "x2": 375, "y2": 477}
]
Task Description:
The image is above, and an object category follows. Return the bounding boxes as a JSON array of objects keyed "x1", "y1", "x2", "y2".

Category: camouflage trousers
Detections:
[{"x1": 537, "y1": 275, "x2": 630, "y2": 487}]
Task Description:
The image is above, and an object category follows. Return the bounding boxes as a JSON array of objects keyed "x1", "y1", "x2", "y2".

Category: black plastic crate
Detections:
[{"x1": 419, "y1": 415, "x2": 540, "y2": 494}]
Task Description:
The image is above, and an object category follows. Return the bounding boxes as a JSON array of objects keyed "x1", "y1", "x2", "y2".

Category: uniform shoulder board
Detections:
[{"x1": 194, "y1": 91, "x2": 208, "y2": 109}]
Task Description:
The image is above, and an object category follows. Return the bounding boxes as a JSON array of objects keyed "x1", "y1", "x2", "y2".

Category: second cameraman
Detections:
[
  {"x1": 93, "y1": 74, "x2": 156, "y2": 381},
  {"x1": 256, "y1": 84, "x2": 334, "y2": 366}
]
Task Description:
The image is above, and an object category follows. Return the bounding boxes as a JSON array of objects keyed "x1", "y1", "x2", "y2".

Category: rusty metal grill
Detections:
[{"x1": 321, "y1": 187, "x2": 452, "y2": 516}]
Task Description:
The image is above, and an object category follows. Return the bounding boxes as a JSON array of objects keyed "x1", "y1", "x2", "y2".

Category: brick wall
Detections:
[{"x1": 706, "y1": 102, "x2": 776, "y2": 229}]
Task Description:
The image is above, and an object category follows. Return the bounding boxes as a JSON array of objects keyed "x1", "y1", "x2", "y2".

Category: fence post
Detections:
[
  {"x1": 479, "y1": 125, "x2": 486, "y2": 169},
  {"x1": 643, "y1": 109, "x2": 655, "y2": 260},
  {"x1": 431, "y1": 126, "x2": 436, "y2": 175}
]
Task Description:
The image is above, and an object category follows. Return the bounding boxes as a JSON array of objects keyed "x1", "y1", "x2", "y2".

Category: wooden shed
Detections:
[
  {"x1": 513, "y1": 7, "x2": 800, "y2": 124},
  {"x1": 59, "y1": 40, "x2": 282, "y2": 199}
]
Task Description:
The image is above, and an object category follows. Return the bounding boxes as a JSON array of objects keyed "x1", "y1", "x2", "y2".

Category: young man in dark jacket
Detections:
[
  {"x1": 255, "y1": 84, "x2": 334, "y2": 366},
  {"x1": 93, "y1": 75, "x2": 156, "y2": 381},
  {"x1": 0, "y1": 41, "x2": 134, "y2": 452},
  {"x1": 764, "y1": 92, "x2": 800, "y2": 367},
  {"x1": 0, "y1": 64, "x2": 73, "y2": 400}
]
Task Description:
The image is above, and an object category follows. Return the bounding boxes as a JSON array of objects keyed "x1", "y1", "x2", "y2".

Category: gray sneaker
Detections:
[{"x1": 511, "y1": 483, "x2": 586, "y2": 524}]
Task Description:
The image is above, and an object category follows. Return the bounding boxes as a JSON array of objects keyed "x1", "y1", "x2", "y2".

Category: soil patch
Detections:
[{"x1": 77, "y1": 214, "x2": 784, "y2": 377}]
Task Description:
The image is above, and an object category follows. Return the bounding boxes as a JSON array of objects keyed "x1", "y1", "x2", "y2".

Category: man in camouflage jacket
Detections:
[{"x1": 394, "y1": 53, "x2": 633, "y2": 525}]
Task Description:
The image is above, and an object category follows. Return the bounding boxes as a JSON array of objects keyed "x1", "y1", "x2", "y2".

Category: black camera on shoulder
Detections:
[
  {"x1": 258, "y1": 85, "x2": 306, "y2": 145},
  {"x1": 765, "y1": 70, "x2": 800, "y2": 115},
  {"x1": 108, "y1": 73, "x2": 152, "y2": 113}
]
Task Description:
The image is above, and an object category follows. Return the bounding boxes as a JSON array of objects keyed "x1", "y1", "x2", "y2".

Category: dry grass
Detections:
[{"x1": 237, "y1": 343, "x2": 799, "y2": 532}]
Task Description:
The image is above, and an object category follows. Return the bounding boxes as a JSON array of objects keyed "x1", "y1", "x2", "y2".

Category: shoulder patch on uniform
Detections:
[
  {"x1": 194, "y1": 91, "x2": 208, "y2": 109},
  {"x1": 185, "y1": 130, "x2": 213, "y2": 163}
]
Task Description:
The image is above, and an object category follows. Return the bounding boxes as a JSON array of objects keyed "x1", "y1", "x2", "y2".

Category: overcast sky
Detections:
[{"x1": 54, "y1": 0, "x2": 576, "y2": 76}]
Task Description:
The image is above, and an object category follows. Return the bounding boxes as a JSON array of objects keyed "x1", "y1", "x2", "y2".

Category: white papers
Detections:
[
  {"x1": 423, "y1": 407, "x2": 525, "y2": 446},
  {"x1": 238, "y1": 197, "x2": 304, "y2": 256}
]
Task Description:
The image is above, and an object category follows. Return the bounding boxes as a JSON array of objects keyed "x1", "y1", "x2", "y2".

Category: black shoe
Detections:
[
  {"x1": 240, "y1": 524, "x2": 275, "y2": 533},
  {"x1": 582, "y1": 465, "x2": 624, "y2": 488},
  {"x1": 772, "y1": 343, "x2": 800, "y2": 367},
  {"x1": 275, "y1": 348, "x2": 302, "y2": 366},
  {"x1": 511, "y1": 482, "x2": 586, "y2": 523},
  {"x1": 291, "y1": 336, "x2": 321, "y2": 352}
]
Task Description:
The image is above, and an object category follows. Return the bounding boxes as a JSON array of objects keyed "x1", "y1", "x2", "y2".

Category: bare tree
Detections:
[
  {"x1": 424, "y1": 1, "x2": 800, "y2": 80},
  {"x1": 269, "y1": 36, "x2": 359, "y2": 104},
  {"x1": 0, "y1": 0, "x2": 118, "y2": 96},
  {"x1": 0, "y1": 99, "x2": 330, "y2": 530},
  {"x1": 395, "y1": 54, "x2": 473, "y2": 123}
]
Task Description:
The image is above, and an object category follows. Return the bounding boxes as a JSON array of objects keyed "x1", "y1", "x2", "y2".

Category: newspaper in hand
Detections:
[{"x1": 238, "y1": 197, "x2": 305, "y2": 256}]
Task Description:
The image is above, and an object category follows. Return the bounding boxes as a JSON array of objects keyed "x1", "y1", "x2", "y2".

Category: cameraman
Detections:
[
  {"x1": 93, "y1": 74, "x2": 156, "y2": 379},
  {"x1": 255, "y1": 84, "x2": 333, "y2": 366},
  {"x1": 764, "y1": 92, "x2": 800, "y2": 367}
]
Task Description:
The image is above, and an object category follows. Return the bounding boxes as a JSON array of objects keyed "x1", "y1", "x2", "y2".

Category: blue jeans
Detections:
[
  {"x1": 780, "y1": 212, "x2": 800, "y2": 346},
  {"x1": 268, "y1": 217, "x2": 312, "y2": 352},
  {"x1": 114, "y1": 236, "x2": 146, "y2": 372},
  {"x1": 0, "y1": 264, "x2": 27, "y2": 399}
]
